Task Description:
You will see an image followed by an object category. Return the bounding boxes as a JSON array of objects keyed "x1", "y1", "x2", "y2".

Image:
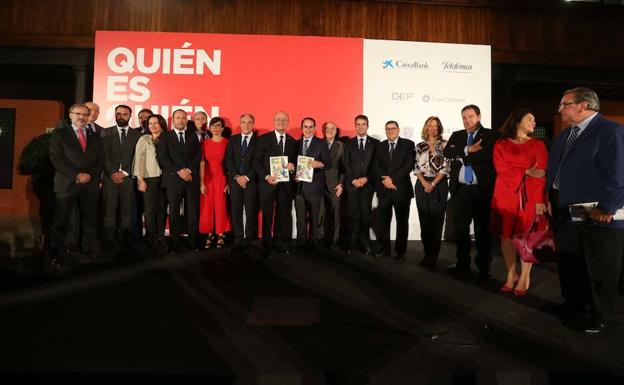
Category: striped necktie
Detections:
[{"x1": 553, "y1": 125, "x2": 581, "y2": 189}]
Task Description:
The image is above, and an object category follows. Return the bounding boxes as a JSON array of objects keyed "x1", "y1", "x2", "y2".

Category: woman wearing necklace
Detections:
[
  {"x1": 199, "y1": 117, "x2": 231, "y2": 248},
  {"x1": 414, "y1": 116, "x2": 450, "y2": 269},
  {"x1": 491, "y1": 109, "x2": 548, "y2": 296}
]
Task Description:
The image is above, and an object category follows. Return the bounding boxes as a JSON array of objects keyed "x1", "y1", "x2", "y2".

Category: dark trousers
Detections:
[
  {"x1": 415, "y1": 177, "x2": 448, "y2": 258},
  {"x1": 229, "y1": 180, "x2": 258, "y2": 246},
  {"x1": 259, "y1": 183, "x2": 293, "y2": 251},
  {"x1": 295, "y1": 192, "x2": 322, "y2": 245},
  {"x1": 550, "y1": 189, "x2": 624, "y2": 318},
  {"x1": 375, "y1": 191, "x2": 410, "y2": 255},
  {"x1": 142, "y1": 177, "x2": 165, "y2": 241},
  {"x1": 103, "y1": 176, "x2": 136, "y2": 243},
  {"x1": 347, "y1": 184, "x2": 374, "y2": 249},
  {"x1": 51, "y1": 183, "x2": 100, "y2": 253},
  {"x1": 320, "y1": 188, "x2": 341, "y2": 243},
  {"x1": 166, "y1": 180, "x2": 199, "y2": 247},
  {"x1": 450, "y1": 184, "x2": 492, "y2": 271}
]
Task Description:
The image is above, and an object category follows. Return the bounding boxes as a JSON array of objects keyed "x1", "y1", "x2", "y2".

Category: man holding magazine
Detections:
[{"x1": 546, "y1": 87, "x2": 624, "y2": 335}]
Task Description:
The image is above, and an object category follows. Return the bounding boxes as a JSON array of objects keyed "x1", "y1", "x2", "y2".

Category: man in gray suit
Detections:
[{"x1": 319, "y1": 121, "x2": 345, "y2": 249}]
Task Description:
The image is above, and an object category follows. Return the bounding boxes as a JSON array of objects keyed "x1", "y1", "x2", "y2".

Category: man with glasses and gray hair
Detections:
[{"x1": 546, "y1": 87, "x2": 624, "y2": 335}]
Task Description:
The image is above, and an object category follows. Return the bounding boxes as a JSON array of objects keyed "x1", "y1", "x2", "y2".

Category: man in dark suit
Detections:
[
  {"x1": 48, "y1": 103, "x2": 103, "y2": 265},
  {"x1": 443, "y1": 104, "x2": 497, "y2": 280},
  {"x1": 252, "y1": 111, "x2": 297, "y2": 258},
  {"x1": 225, "y1": 113, "x2": 258, "y2": 252},
  {"x1": 101, "y1": 105, "x2": 142, "y2": 247},
  {"x1": 372, "y1": 121, "x2": 415, "y2": 261},
  {"x1": 84, "y1": 101, "x2": 104, "y2": 136},
  {"x1": 343, "y1": 114, "x2": 379, "y2": 254},
  {"x1": 546, "y1": 87, "x2": 624, "y2": 334},
  {"x1": 294, "y1": 117, "x2": 332, "y2": 249},
  {"x1": 157, "y1": 109, "x2": 202, "y2": 252},
  {"x1": 136, "y1": 108, "x2": 153, "y2": 134},
  {"x1": 319, "y1": 121, "x2": 345, "y2": 249},
  {"x1": 192, "y1": 111, "x2": 209, "y2": 143}
]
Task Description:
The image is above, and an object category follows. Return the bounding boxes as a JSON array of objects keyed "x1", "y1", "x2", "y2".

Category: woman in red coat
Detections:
[
  {"x1": 199, "y1": 117, "x2": 231, "y2": 248},
  {"x1": 491, "y1": 109, "x2": 548, "y2": 296}
]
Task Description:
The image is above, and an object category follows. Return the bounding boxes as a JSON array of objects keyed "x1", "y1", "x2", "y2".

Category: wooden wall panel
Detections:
[{"x1": 0, "y1": 0, "x2": 623, "y2": 68}]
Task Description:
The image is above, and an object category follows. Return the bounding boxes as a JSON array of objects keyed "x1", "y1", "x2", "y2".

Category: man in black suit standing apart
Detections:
[
  {"x1": 320, "y1": 121, "x2": 345, "y2": 249},
  {"x1": 443, "y1": 104, "x2": 497, "y2": 280},
  {"x1": 372, "y1": 121, "x2": 415, "y2": 261},
  {"x1": 294, "y1": 117, "x2": 331, "y2": 249},
  {"x1": 48, "y1": 104, "x2": 103, "y2": 265},
  {"x1": 157, "y1": 109, "x2": 202, "y2": 252},
  {"x1": 343, "y1": 114, "x2": 379, "y2": 254},
  {"x1": 101, "y1": 105, "x2": 142, "y2": 248},
  {"x1": 253, "y1": 111, "x2": 297, "y2": 258},
  {"x1": 225, "y1": 113, "x2": 258, "y2": 253},
  {"x1": 546, "y1": 87, "x2": 624, "y2": 334}
]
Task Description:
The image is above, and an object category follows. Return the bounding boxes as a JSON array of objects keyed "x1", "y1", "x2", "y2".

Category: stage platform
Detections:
[{"x1": 0, "y1": 240, "x2": 623, "y2": 384}]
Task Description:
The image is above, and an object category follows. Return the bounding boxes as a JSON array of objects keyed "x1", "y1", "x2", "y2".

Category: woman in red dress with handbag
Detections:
[
  {"x1": 491, "y1": 109, "x2": 548, "y2": 296},
  {"x1": 199, "y1": 117, "x2": 231, "y2": 248}
]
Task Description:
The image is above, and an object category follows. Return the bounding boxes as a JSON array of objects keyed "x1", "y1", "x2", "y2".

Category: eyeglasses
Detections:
[
  {"x1": 70, "y1": 112, "x2": 90, "y2": 117},
  {"x1": 558, "y1": 101, "x2": 577, "y2": 110}
]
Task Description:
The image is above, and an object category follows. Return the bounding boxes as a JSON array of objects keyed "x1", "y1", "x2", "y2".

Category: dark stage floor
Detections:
[{"x1": 0, "y1": 241, "x2": 623, "y2": 384}]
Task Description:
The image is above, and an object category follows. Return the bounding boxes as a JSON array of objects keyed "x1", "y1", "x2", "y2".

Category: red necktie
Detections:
[{"x1": 77, "y1": 128, "x2": 87, "y2": 152}]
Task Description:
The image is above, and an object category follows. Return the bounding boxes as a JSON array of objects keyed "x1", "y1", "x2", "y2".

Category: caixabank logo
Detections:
[{"x1": 382, "y1": 58, "x2": 429, "y2": 70}]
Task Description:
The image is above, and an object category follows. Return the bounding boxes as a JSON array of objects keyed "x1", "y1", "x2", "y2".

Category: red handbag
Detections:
[{"x1": 512, "y1": 214, "x2": 556, "y2": 264}]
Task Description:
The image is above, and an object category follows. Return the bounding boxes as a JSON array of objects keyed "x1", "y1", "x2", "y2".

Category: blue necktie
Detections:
[
  {"x1": 464, "y1": 132, "x2": 474, "y2": 183},
  {"x1": 240, "y1": 136, "x2": 249, "y2": 174}
]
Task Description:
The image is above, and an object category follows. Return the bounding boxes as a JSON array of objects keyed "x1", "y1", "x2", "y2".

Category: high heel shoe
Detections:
[
  {"x1": 205, "y1": 234, "x2": 215, "y2": 249},
  {"x1": 500, "y1": 284, "x2": 514, "y2": 292},
  {"x1": 216, "y1": 234, "x2": 225, "y2": 248},
  {"x1": 513, "y1": 288, "x2": 527, "y2": 297}
]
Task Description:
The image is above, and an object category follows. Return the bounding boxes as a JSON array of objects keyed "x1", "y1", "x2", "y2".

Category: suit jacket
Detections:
[
  {"x1": 156, "y1": 129, "x2": 202, "y2": 188},
  {"x1": 373, "y1": 137, "x2": 416, "y2": 199},
  {"x1": 324, "y1": 140, "x2": 345, "y2": 191},
  {"x1": 49, "y1": 121, "x2": 102, "y2": 193},
  {"x1": 443, "y1": 124, "x2": 498, "y2": 196},
  {"x1": 343, "y1": 135, "x2": 380, "y2": 190},
  {"x1": 296, "y1": 136, "x2": 332, "y2": 197},
  {"x1": 101, "y1": 126, "x2": 142, "y2": 178},
  {"x1": 225, "y1": 132, "x2": 258, "y2": 183},
  {"x1": 252, "y1": 131, "x2": 298, "y2": 191},
  {"x1": 546, "y1": 113, "x2": 624, "y2": 229}
]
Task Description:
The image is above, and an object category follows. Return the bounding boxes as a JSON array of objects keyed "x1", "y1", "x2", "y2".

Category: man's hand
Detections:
[
  {"x1": 335, "y1": 184, "x2": 343, "y2": 198},
  {"x1": 286, "y1": 163, "x2": 295, "y2": 171},
  {"x1": 468, "y1": 139, "x2": 482, "y2": 153},
  {"x1": 312, "y1": 160, "x2": 324, "y2": 169},
  {"x1": 266, "y1": 175, "x2": 279, "y2": 185},
  {"x1": 177, "y1": 168, "x2": 192, "y2": 182},
  {"x1": 235, "y1": 175, "x2": 248, "y2": 188},
  {"x1": 590, "y1": 207, "x2": 613, "y2": 223},
  {"x1": 111, "y1": 171, "x2": 125, "y2": 184},
  {"x1": 75, "y1": 173, "x2": 91, "y2": 184},
  {"x1": 382, "y1": 176, "x2": 397, "y2": 190}
]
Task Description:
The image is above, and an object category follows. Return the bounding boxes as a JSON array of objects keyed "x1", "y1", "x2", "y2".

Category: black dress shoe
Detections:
[
  {"x1": 394, "y1": 254, "x2": 406, "y2": 262},
  {"x1": 446, "y1": 263, "x2": 470, "y2": 275}
]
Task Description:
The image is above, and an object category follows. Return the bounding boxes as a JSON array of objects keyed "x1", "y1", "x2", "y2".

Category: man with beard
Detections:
[
  {"x1": 157, "y1": 109, "x2": 202, "y2": 253},
  {"x1": 101, "y1": 104, "x2": 142, "y2": 249},
  {"x1": 136, "y1": 108, "x2": 153, "y2": 134}
]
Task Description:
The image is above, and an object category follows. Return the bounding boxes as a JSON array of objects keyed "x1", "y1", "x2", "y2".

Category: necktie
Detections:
[
  {"x1": 86, "y1": 123, "x2": 94, "y2": 135},
  {"x1": 464, "y1": 132, "x2": 474, "y2": 183},
  {"x1": 327, "y1": 141, "x2": 332, "y2": 151},
  {"x1": 359, "y1": 138, "x2": 364, "y2": 152},
  {"x1": 241, "y1": 135, "x2": 248, "y2": 155},
  {"x1": 76, "y1": 128, "x2": 87, "y2": 152},
  {"x1": 200, "y1": 132, "x2": 206, "y2": 142},
  {"x1": 553, "y1": 126, "x2": 581, "y2": 189},
  {"x1": 120, "y1": 128, "x2": 127, "y2": 146},
  {"x1": 179, "y1": 132, "x2": 185, "y2": 144},
  {"x1": 278, "y1": 135, "x2": 284, "y2": 155},
  {"x1": 303, "y1": 139, "x2": 309, "y2": 155},
  {"x1": 389, "y1": 141, "x2": 395, "y2": 160}
]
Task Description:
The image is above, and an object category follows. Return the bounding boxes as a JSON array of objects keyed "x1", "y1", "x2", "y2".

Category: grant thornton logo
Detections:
[{"x1": 382, "y1": 59, "x2": 428, "y2": 70}]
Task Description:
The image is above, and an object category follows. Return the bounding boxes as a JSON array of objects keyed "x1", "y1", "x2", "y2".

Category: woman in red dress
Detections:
[
  {"x1": 491, "y1": 109, "x2": 548, "y2": 296},
  {"x1": 199, "y1": 117, "x2": 231, "y2": 248}
]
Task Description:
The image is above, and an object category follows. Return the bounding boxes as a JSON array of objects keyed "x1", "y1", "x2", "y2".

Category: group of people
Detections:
[{"x1": 47, "y1": 86, "x2": 624, "y2": 335}]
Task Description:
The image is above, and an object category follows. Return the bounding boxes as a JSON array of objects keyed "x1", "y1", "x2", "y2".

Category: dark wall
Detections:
[{"x1": 1, "y1": 0, "x2": 623, "y2": 68}]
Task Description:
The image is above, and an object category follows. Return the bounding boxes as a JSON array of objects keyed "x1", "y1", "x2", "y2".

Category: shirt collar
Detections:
[
  {"x1": 575, "y1": 112, "x2": 598, "y2": 136},
  {"x1": 173, "y1": 127, "x2": 186, "y2": 136},
  {"x1": 274, "y1": 130, "x2": 286, "y2": 141}
]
